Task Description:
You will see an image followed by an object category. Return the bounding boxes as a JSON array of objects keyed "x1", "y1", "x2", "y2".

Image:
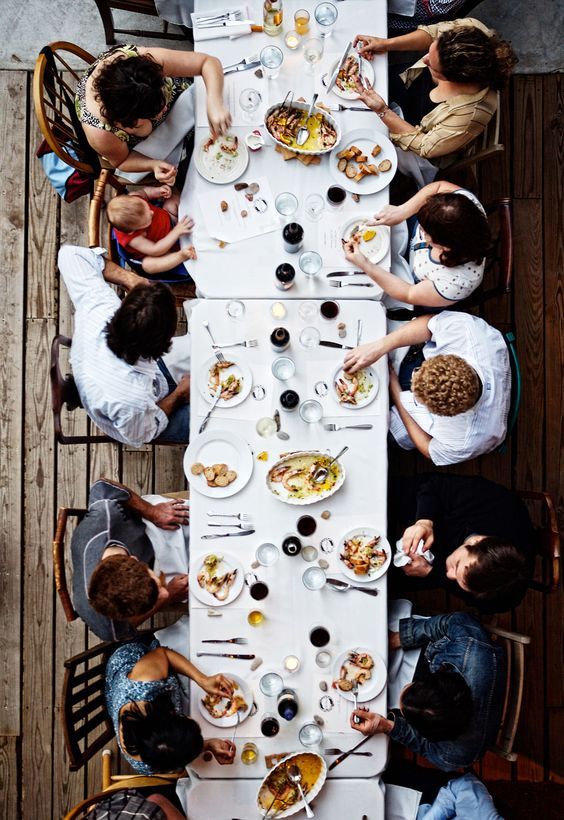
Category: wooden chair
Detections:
[
  {"x1": 496, "y1": 328, "x2": 521, "y2": 453},
  {"x1": 469, "y1": 198, "x2": 513, "y2": 306},
  {"x1": 446, "y1": 91, "x2": 504, "y2": 174},
  {"x1": 93, "y1": 0, "x2": 191, "y2": 46},
  {"x1": 517, "y1": 490, "x2": 561, "y2": 594},
  {"x1": 488, "y1": 625, "x2": 531, "y2": 762}
]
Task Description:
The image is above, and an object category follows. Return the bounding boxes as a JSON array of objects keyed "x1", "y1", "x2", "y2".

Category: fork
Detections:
[
  {"x1": 329, "y1": 280, "x2": 374, "y2": 288},
  {"x1": 351, "y1": 680, "x2": 360, "y2": 724},
  {"x1": 207, "y1": 511, "x2": 251, "y2": 521},
  {"x1": 212, "y1": 340, "x2": 258, "y2": 349},
  {"x1": 215, "y1": 350, "x2": 226, "y2": 363},
  {"x1": 323, "y1": 747, "x2": 372, "y2": 757},
  {"x1": 201, "y1": 637, "x2": 249, "y2": 644},
  {"x1": 196, "y1": 10, "x2": 241, "y2": 24},
  {"x1": 324, "y1": 423, "x2": 373, "y2": 431},
  {"x1": 207, "y1": 521, "x2": 254, "y2": 530}
]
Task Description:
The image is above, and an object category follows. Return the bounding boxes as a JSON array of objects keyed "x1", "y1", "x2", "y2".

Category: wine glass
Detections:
[
  {"x1": 239, "y1": 88, "x2": 262, "y2": 122},
  {"x1": 299, "y1": 326, "x2": 321, "y2": 349},
  {"x1": 226, "y1": 300, "x2": 245, "y2": 319},
  {"x1": 298, "y1": 301, "x2": 319, "y2": 322},
  {"x1": 305, "y1": 193, "x2": 325, "y2": 222},
  {"x1": 303, "y1": 38, "x2": 324, "y2": 74},
  {"x1": 314, "y1": 3, "x2": 338, "y2": 38}
]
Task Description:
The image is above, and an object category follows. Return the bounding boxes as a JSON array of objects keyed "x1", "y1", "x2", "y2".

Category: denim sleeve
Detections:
[
  {"x1": 390, "y1": 713, "x2": 454, "y2": 772},
  {"x1": 399, "y1": 611, "x2": 483, "y2": 650}
]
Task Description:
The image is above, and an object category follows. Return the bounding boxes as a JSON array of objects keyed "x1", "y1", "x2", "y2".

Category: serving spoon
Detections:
[
  {"x1": 312, "y1": 446, "x2": 348, "y2": 484},
  {"x1": 296, "y1": 93, "x2": 319, "y2": 146},
  {"x1": 287, "y1": 764, "x2": 314, "y2": 818}
]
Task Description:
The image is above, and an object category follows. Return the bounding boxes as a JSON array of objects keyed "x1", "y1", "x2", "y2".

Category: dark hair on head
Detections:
[
  {"x1": 464, "y1": 536, "x2": 530, "y2": 607},
  {"x1": 88, "y1": 554, "x2": 158, "y2": 619},
  {"x1": 417, "y1": 193, "x2": 491, "y2": 267},
  {"x1": 105, "y1": 282, "x2": 177, "y2": 364},
  {"x1": 401, "y1": 666, "x2": 473, "y2": 741},
  {"x1": 94, "y1": 53, "x2": 166, "y2": 127},
  {"x1": 437, "y1": 26, "x2": 518, "y2": 91},
  {"x1": 121, "y1": 692, "x2": 204, "y2": 772}
]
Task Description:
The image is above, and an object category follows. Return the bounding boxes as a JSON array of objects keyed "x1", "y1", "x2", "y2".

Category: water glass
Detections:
[
  {"x1": 305, "y1": 193, "x2": 325, "y2": 222},
  {"x1": 299, "y1": 326, "x2": 321, "y2": 349},
  {"x1": 299, "y1": 399, "x2": 323, "y2": 423},
  {"x1": 226, "y1": 300, "x2": 245, "y2": 319},
  {"x1": 302, "y1": 566, "x2": 327, "y2": 590},
  {"x1": 315, "y1": 2, "x2": 338, "y2": 37},
  {"x1": 299, "y1": 721, "x2": 324, "y2": 747},
  {"x1": 260, "y1": 45, "x2": 284, "y2": 80},
  {"x1": 260, "y1": 672, "x2": 284, "y2": 697},
  {"x1": 239, "y1": 88, "x2": 262, "y2": 122},
  {"x1": 272, "y1": 356, "x2": 296, "y2": 381},
  {"x1": 299, "y1": 251, "x2": 323, "y2": 278},
  {"x1": 298, "y1": 300, "x2": 319, "y2": 321},
  {"x1": 256, "y1": 416, "x2": 277, "y2": 437},
  {"x1": 303, "y1": 38, "x2": 324, "y2": 73},
  {"x1": 275, "y1": 192, "x2": 298, "y2": 218}
]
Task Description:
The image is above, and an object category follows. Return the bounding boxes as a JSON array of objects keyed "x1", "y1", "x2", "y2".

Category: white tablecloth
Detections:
[
  {"x1": 185, "y1": 298, "x2": 389, "y2": 780},
  {"x1": 180, "y1": 0, "x2": 391, "y2": 299}
]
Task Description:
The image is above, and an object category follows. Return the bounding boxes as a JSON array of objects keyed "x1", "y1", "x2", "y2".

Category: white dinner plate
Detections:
[
  {"x1": 332, "y1": 647, "x2": 387, "y2": 703},
  {"x1": 194, "y1": 134, "x2": 249, "y2": 184},
  {"x1": 329, "y1": 56, "x2": 375, "y2": 100},
  {"x1": 189, "y1": 551, "x2": 245, "y2": 607},
  {"x1": 341, "y1": 217, "x2": 390, "y2": 264},
  {"x1": 198, "y1": 356, "x2": 252, "y2": 408},
  {"x1": 332, "y1": 364, "x2": 378, "y2": 409},
  {"x1": 329, "y1": 129, "x2": 397, "y2": 195},
  {"x1": 338, "y1": 526, "x2": 391, "y2": 582},
  {"x1": 184, "y1": 430, "x2": 253, "y2": 498},
  {"x1": 197, "y1": 673, "x2": 253, "y2": 727}
]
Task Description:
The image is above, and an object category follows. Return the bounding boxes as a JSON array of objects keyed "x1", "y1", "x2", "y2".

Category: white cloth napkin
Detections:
[
  {"x1": 386, "y1": 784, "x2": 423, "y2": 820},
  {"x1": 141, "y1": 494, "x2": 190, "y2": 583},
  {"x1": 393, "y1": 537, "x2": 434, "y2": 568},
  {"x1": 388, "y1": 599, "x2": 425, "y2": 709},
  {"x1": 191, "y1": 5, "x2": 252, "y2": 41}
]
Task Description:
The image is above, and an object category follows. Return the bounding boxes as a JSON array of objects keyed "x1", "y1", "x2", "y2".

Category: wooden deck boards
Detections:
[{"x1": 0, "y1": 71, "x2": 562, "y2": 818}]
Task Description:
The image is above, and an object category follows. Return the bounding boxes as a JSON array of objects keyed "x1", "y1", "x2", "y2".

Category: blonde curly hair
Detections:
[{"x1": 411, "y1": 355, "x2": 480, "y2": 416}]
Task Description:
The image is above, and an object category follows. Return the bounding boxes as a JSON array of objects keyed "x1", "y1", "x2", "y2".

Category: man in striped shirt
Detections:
[{"x1": 59, "y1": 245, "x2": 190, "y2": 447}]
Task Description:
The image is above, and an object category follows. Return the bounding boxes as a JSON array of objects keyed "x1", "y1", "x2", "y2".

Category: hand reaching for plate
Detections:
[
  {"x1": 368, "y1": 204, "x2": 405, "y2": 227},
  {"x1": 202, "y1": 673, "x2": 235, "y2": 699},
  {"x1": 342, "y1": 239, "x2": 367, "y2": 269},
  {"x1": 205, "y1": 738, "x2": 236, "y2": 765},
  {"x1": 343, "y1": 341, "x2": 385, "y2": 374}
]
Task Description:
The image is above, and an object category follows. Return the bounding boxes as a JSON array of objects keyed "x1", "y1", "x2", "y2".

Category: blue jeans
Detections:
[{"x1": 155, "y1": 359, "x2": 190, "y2": 444}]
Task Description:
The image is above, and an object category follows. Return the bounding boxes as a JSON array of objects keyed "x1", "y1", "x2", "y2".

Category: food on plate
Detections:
[
  {"x1": 266, "y1": 106, "x2": 337, "y2": 152},
  {"x1": 209, "y1": 361, "x2": 242, "y2": 400},
  {"x1": 220, "y1": 136, "x2": 239, "y2": 156},
  {"x1": 258, "y1": 753, "x2": 324, "y2": 813},
  {"x1": 340, "y1": 532, "x2": 387, "y2": 575},
  {"x1": 335, "y1": 368, "x2": 374, "y2": 406},
  {"x1": 345, "y1": 162, "x2": 357, "y2": 179},
  {"x1": 202, "y1": 681, "x2": 247, "y2": 719},
  {"x1": 371, "y1": 144, "x2": 382, "y2": 158},
  {"x1": 332, "y1": 651, "x2": 374, "y2": 691},
  {"x1": 378, "y1": 158, "x2": 392, "y2": 172},
  {"x1": 220, "y1": 200, "x2": 229, "y2": 212},
  {"x1": 337, "y1": 143, "x2": 392, "y2": 183},
  {"x1": 197, "y1": 554, "x2": 238, "y2": 601},
  {"x1": 191, "y1": 461, "x2": 238, "y2": 488},
  {"x1": 257, "y1": 451, "x2": 269, "y2": 461},
  {"x1": 335, "y1": 55, "x2": 361, "y2": 93},
  {"x1": 201, "y1": 133, "x2": 240, "y2": 176},
  {"x1": 268, "y1": 453, "x2": 341, "y2": 500},
  {"x1": 352, "y1": 193, "x2": 361, "y2": 202}
]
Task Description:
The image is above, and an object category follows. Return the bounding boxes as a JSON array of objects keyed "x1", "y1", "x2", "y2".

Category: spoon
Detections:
[
  {"x1": 327, "y1": 578, "x2": 379, "y2": 596},
  {"x1": 313, "y1": 446, "x2": 348, "y2": 484},
  {"x1": 287, "y1": 764, "x2": 314, "y2": 819},
  {"x1": 351, "y1": 679, "x2": 361, "y2": 724},
  {"x1": 274, "y1": 409, "x2": 290, "y2": 441},
  {"x1": 296, "y1": 93, "x2": 319, "y2": 146}
]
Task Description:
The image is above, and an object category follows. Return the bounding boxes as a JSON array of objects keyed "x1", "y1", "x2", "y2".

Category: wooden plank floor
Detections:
[{"x1": 0, "y1": 71, "x2": 562, "y2": 818}]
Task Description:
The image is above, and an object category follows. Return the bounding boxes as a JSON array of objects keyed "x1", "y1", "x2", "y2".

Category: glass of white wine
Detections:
[{"x1": 303, "y1": 38, "x2": 324, "y2": 74}]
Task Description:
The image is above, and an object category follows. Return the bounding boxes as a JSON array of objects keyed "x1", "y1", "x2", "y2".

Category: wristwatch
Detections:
[{"x1": 377, "y1": 106, "x2": 390, "y2": 119}]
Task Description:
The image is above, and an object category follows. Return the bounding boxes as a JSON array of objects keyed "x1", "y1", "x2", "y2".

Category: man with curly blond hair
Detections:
[{"x1": 343, "y1": 311, "x2": 511, "y2": 465}]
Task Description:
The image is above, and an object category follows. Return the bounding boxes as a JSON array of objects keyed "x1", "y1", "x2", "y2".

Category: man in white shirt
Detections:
[
  {"x1": 58, "y1": 245, "x2": 190, "y2": 447},
  {"x1": 344, "y1": 311, "x2": 510, "y2": 465}
]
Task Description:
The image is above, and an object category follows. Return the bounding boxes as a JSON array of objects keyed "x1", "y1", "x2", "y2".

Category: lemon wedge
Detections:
[{"x1": 362, "y1": 229, "x2": 376, "y2": 242}]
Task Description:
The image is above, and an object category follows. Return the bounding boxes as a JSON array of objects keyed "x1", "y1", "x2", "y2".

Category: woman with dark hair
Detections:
[
  {"x1": 105, "y1": 638, "x2": 236, "y2": 774},
  {"x1": 343, "y1": 180, "x2": 490, "y2": 307},
  {"x1": 76, "y1": 45, "x2": 231, "y2": 182},
  {"x1": 352, "y1": 19, "x2": 517, "y2": 180},
  {"x1": 350, "y1": 612, "x2": 506, "y2": 771}
]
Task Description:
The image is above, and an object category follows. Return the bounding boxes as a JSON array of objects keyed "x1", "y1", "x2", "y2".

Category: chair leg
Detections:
[
  {"x1": 93, "y1": 0, "x2": 117, "y2": 45},
  {"x1": 102, "y1": 748, "x2": 112, "y2": 790}
]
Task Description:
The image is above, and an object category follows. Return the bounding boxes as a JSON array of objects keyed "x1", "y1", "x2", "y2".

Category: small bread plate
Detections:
[
  {"x1": 338, "y1": 526, "x2": 392, "y2": 582},
  {"x1": 329, "y1": 55, "x2": 375, "y2": 100},
  {"x1": 257, "y1": 751, "x2": 327, "y2": 818},
  {"x1": 198, "y1": 356, "x2": 252, "y2": 408},
  {"x1": 266, "y1": 450, "x2": 345, "y2": 506},
  {"x1": 184, "y1": 429, "x2": 253, "y2": 498},
  {"x1": 197, "y1": 673, "x2": 253, "y2": 727},
  {"x1": 194, "y1": 133, "x2": 249, "y2": 184},
  {"x1": 189, "y1": 551, "x2": 245, "y2": 607},
  {"x1": 333, "y1": 364, "x2": 378, "y2": 409},
  {"x1": 330, "y1": 128, "x2": 397, "y2": 195},
  {"x1": 332, "y1": 648, "x2": 387, "y2": 702},
  {"x1": 341, "y1": 217, "x2": 390, "y2": 264}
]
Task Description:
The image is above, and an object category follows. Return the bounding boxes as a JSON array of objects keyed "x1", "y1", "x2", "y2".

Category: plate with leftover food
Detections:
[
  {"x1": 184, "y1": 429, "x2": 253, "y2": 498},
  {"x1": 338, "y1": 527, "x2": 391, "y2": 581},
  {"x1": 194, "y1": 133, "x2": 249, "y2": 184},
  {"x1": 329, "y1": 54, "x2": 375, "y2": 100},
  {"x1": 198, "y1": 357, "x2": 252, "y2": 408},
  {"x1": 265, "y1": 101, "x2": 341, "y2": 155},
  {"x1": 266, "y1": 450, "x2": 345, "y2": 506},
  {"x1": 189, "y1": 551, "x2": 244, "y2": 607},
  {"x1": 332, "y1": 648, "x2": 387, "y2": 702},
  {"x1": 330, "y1": 129, "x2": 397, "y2": 194},
  {"x1": 197, "y1": 673, "x2": 252, "y2": 726},
  {"x1": 257, "y1": 751, "x2": 327, "y2": 818},
  {"x1": 332, "y1": 365, "x2": 378, "y2": 409},
  {"x1": 341, "y1": 217, "x2": 390, "y2": 264}
]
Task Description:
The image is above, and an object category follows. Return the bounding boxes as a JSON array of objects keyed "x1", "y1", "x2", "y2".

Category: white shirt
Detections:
[
  {"x1": 409, "y1": 190, "x2": 485, "y2": 301},
  {"x1": 58, "y1": 245, "x2": 170, "y2": 447},
  {"x1": 390, "y1": 311, "x2": 511, "y2": 465}
]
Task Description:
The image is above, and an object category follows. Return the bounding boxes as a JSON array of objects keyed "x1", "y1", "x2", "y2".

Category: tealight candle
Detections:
[
  {"x1": 285, "y1": 30, "x2": 302, "y2": 50},
  {"x1": 270, "y1": 301, "x2": 287, "y2": 319},
  {"x1": 284, "y1": 654, "x2": 300, "y2": 673}
]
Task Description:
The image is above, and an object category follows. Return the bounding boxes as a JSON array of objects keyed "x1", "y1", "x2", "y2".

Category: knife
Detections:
[
  {"x1": 326, "y1": 41, "x2": 353, "y2": 94},
  {"x1": 326, "y1": 270, "x2": 365, "y2": 278},
  {"x1": 224, "y1": 60, "x2": 261, "y2": 75},
  {"x1": 198, "y1": 19, "x2": 257, "y2": 28},
  {"x1": 201, "y1": 529, "x2": 255, "y2": 539},
  {"x1": 224, "y1": 54, "x2": 259, "y2": 71},
  {"x1": 319, "y1": 340, "x2": 354, "y2": 350},
  {"x1": 196, "y1": 652, "x2": 255, "y2": 659},
  {"x1": 201, "y1": 638, "x2": 246, "y2": 644},
  {"x1": 328, "y1": 735, "x2": 371, "y2": 771},
  {"x1": 199, "y1": 385, "x2": 222, "y2": 434}
]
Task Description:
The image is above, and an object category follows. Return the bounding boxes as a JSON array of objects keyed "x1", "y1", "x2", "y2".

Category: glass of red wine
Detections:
[
  {"x1": 297, "y1": 515, "x2": 317, "y2": 537},
  {"x1": 327, "y1": 185, "x2": 347, "y2": 208},
  {"x1": 309, "y1": 625, "x2": 330, "y2": 647},
  {"x1": 320, "y1": 300, "x2": 340, "y2": 320},
  {"x1": 246, "y1": 573, "x2": 269, "y2": 600}
]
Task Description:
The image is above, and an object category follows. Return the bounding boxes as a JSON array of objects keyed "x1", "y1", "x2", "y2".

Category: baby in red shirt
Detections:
[{"x1": 107, "y1": 185, "x2": 197, "y2": 275}]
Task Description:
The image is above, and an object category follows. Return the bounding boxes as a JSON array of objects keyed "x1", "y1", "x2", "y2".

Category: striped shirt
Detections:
[
  {"x1": 58, "y1": 245, "x2": 170, "y2": 446},
  {"x1": 391, "y1": 18, "x2": 498, "y2": 164}
]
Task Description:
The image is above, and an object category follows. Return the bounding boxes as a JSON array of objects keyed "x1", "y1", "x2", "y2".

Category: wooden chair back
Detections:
[
  {"x1": 447, "y1": 91, "x2": 504, "y2": 173},
  {"x1": 53, "y1": 507, "x2": 87, "y2": 622},
  {"x1": 488, "y1": 625, "x2": 531, "y2": 762},
  {"x1": 93, "y1": 0, "x2": 190, "y2": 46},
  {"x1": 50, "y1": 334, "x2": 114, "y2": 444},
  {"x1": 517, "y1": 490, "x2": 561, "y2": 593}
]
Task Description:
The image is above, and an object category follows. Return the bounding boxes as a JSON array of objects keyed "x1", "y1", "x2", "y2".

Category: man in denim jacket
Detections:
[{"x1": 351, "y1": 612, "x2": 506, "y2": 771}]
